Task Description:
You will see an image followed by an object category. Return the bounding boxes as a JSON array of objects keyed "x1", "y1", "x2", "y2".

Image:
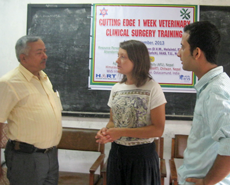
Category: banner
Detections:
[{"x1": 89, "y1": 4, "x2": 198, "y2": 92}]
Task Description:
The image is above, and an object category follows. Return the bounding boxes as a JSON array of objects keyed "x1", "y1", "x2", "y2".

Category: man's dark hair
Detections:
[{"x1": 184, "y1": 21, "x2": 221, "y2": 64}]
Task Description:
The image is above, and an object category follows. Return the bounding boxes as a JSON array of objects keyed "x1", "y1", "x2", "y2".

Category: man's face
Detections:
[
  {"x1": 20, "y1": 39, "x2": 48, "y2": 76},
  {"x1": 177, "y1": 32, "x2": 196, "y2": 71}
]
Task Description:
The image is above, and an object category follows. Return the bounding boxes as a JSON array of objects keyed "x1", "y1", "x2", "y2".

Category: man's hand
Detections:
[
  {"x1": 186, "y1": 178, "x2": 205, "y2": 185},
  {"x1": 0, "y1": 166, "x2": 3, "y2": 179},
  {"x1": 0, "y1": 123, "x2": 4, "y2": 180}
]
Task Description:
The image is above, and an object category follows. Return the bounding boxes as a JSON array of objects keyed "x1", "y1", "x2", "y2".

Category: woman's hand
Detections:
[
  {"x1": 95, "y1": 127, "x2": 113, "y2": 144},
  {"x1": 105, "y1": 128, "x2": 122, "y2": 141}
]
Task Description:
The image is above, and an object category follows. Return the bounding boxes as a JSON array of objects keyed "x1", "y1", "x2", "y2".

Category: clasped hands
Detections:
[{"x1": 95, "y1": 127, "x2": 120, "y2": 144}]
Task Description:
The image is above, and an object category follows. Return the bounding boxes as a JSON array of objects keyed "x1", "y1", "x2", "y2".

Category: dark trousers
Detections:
[
  {"x1": 107, "y1": 142, "x2": 160, "y2": 185},
  {"x1": 5, "y1": 141, "x2": 59, "y2": 185}
]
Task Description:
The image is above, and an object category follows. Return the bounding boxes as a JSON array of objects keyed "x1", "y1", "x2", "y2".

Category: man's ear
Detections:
[
  {"x1": 193, "y1": 47, "x2": 201, "y2": 60},
  {"x1": 19, "y1": 54, "x2": 26, "y2": 63}
]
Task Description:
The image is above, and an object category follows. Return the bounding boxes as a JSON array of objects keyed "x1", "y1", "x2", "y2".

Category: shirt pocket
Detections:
[
  {"x1": 189, "y1": 111, "x2": 204, "y2": 140},
  {"x1": 53, "y1": 92, "x2": 63, "y2": 111}
]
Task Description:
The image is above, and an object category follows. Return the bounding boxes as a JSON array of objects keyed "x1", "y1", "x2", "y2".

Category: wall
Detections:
[
  {"x1": 1, "y1": 0, "x2": 230, "y2": 79},
  {"x1": 1, "y1": 0, "x2": 230, "y2": 185}
]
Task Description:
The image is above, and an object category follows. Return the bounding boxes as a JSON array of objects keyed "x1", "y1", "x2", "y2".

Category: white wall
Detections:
[{"x1": 1, "y1": 0, "x2": 229, "y2": 184}]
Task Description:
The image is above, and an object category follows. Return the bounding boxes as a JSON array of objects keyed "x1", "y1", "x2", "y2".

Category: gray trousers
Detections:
[{"x1": 5, "y1": 141, "x2": 59, "y2": 185}]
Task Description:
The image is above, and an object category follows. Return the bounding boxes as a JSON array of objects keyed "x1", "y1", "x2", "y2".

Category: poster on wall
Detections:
[{"x1": 89, "y1": 4, "x2": 198, "y2": 92}]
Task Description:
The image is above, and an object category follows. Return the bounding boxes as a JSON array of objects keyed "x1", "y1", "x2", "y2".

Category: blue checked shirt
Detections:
[{"x1": 178, "y1": 66, "x2": 230, "y2": 185}]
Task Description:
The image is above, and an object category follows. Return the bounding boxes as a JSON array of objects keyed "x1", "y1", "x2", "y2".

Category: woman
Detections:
[{"x1": 96, "y1": 40, "x2": 166, "y2": 185}]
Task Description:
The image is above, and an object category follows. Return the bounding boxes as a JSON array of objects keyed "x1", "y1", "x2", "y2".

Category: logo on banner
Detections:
[
  {"x1": 100, "y1": 7, "x2": 108, "y2": 17},
  {"x1": 179, "y1": 75, "x2": 190, "y2": 82},
  {"x1": 180, "y1": 9, "x2": 190, "y2": 20},
  {"x1": 150, "y1": 56, "x2": 155, "y2": 62},
  {"x1": 96, "y1": 74, "x2": 116, "y2": 79}
]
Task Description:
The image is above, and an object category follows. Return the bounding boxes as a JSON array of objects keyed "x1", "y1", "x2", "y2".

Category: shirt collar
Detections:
[
  {"x1": 195, "y1": 66, "x2": 223, "y2": 93},
  {"x1": 19, "y1": 64, "x2": 48, "y2": 81}
]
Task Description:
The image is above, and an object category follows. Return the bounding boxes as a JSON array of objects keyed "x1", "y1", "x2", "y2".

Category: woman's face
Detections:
[{"x1": 116, "y1": 48, "x2": 134, "y2": 77}]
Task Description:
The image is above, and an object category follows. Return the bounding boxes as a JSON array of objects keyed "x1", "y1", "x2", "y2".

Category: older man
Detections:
[{"x1": 0, "y1": 35, "x2": 62, "y2": 185}]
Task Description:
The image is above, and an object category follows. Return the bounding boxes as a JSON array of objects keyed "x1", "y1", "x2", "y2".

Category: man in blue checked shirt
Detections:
[{"x1": 177, "y1": 21, "x2": 230, "y2": 185}]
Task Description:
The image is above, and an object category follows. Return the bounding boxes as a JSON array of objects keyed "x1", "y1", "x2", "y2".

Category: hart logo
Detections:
[{"x1": 96, "y1": 74, "x2": 116, "y2": 79}]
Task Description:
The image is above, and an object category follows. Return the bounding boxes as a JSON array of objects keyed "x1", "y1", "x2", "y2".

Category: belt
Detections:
[
  {"x1": 34, "y1": 147, "x2": 56, "y2": 153},
  {"x1": 9, "y1": 140, "x2": 56, "y2": 154}
]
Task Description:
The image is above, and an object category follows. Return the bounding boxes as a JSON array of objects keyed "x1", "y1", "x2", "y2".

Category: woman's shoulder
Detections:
[
  {"x1": 144, "y1": 79, "x2": 161, "y2": 88},
  {"x1": 112, "y1": 82, "x2": 122, "y2": 88},
  {"x1": 111, "y1": 82, "x2": 124, "y2": 91}
]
